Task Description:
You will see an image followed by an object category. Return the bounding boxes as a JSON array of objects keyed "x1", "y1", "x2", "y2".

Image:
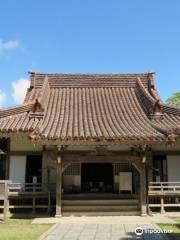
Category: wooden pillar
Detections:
[
  {"x1": 146, "y1": 151, "x2": 153, "y2": 215},
  {"x1": 132, "y1": 158, "x2": 147, "y2": 216},
  {"x1": 146, "y1": 151, "x2": 153, "y2": 184},
  {"x1": 140, "y1": 163, "x2": 147, "y2": 216},
  {"x1": 55, "y1": 146, "x2": 62, "y2": 217}
]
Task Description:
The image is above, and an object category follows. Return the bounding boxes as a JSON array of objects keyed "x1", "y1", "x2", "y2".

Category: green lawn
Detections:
[
  {"x1": 158, "y1": 219, "x2": 180, "y2": 240},
  {"x1": 0, "y1": 219, "x2": 53, "y2": 240}
]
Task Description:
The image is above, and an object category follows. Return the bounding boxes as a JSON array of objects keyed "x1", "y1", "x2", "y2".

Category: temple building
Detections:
[{"x1": 0, "y1": 72, "x2": 180, "y2": 216}]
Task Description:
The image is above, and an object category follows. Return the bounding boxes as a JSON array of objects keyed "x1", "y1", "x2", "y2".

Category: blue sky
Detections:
[{"x1": 0, "y1": 0, "x2": 180, "y2": 107}]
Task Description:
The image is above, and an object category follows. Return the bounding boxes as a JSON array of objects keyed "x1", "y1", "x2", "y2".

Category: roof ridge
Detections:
[
  {"x1": 30, "y1": 72, "x2": 152, "y2": 89},
  {"x1": 38, "y1": 75, "x2": 50, "y2": 108},
  {"x1": 29, "y1": 71, "x2": 155, "y2": 76},
  {"x1": 136, "y1": 77, "x2": 156, "y2": 103}
]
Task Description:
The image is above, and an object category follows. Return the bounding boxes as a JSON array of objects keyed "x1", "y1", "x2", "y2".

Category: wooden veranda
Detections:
[{"x1": 148, "y1": 182, "x2": 180, "y2": 214}]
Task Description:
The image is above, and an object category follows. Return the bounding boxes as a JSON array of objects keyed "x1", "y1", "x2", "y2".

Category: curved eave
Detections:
[
  {"x1": 29, "y1": 133, "x2": 177, "y2": 143},
  {"x1": 0, "y1": 112, "x2": 42, "y2": 133},
  {"x1": 136, "y1": 77, "x2": 180, "y2": 116},
  {"x1": 0, "y1": 103, "x2": 34, "y2": 118}
]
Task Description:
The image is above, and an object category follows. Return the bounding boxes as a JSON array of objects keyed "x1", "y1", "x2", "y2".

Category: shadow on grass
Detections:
[
  {"x1": 7, "y1": 208, "x2": 53, "y2": 220},
  {"x1": 166, "y1": 233, "x2": 180, "y2": 240},
  {"x1": 126, "y1": 232, "x2": 169, "y2": 239},
  {"x1": 125, "y1": 226, "x2": 180, "y2": 240}
]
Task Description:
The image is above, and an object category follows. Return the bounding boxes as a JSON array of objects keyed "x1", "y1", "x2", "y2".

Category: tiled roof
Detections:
[{"x1": 0, "y1": 72, "x2": 180, "y2": 142}]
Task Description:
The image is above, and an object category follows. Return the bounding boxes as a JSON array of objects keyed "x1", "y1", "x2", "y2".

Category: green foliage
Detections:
[{"x1": 166, "y1": 92, "x2": 180, "y2": 106}]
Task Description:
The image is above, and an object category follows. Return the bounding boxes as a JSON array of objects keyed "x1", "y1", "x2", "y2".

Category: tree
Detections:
[{"x1": 166, "y1": 92, "x2": 180, "y2": 106}]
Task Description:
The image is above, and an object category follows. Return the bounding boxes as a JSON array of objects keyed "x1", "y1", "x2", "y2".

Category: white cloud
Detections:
[
  {"x1": 0, "y1": 90, "x2": 6, "y2": 108},
  {"x1": 11, "y1": 78, "x2": 30, "y2": 104},
  {"x1": 0, "y1": 39, "x2": 19, "y2": 54}
]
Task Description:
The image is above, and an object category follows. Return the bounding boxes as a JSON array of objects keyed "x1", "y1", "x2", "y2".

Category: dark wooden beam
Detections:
[
  {"x1": 55, "y1": 146, "x2": 62, "y2": 217},
  {"x1": 10, "y1": 151, "x2": 42, "y2": 155}
]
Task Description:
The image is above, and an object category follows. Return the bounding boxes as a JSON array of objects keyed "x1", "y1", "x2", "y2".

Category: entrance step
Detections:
[
  {"x1": 63, "y1": 193, "x2": 138, "y2": 200},
  {"x1": 62, "y1": 199, "x2": 139, "y2": 205},
  {"x1": 62, "y1": 199, "x2": 140, "y2": 216},
  {"x1": 63, "y1": 211, "x2": 140, "y2": 216},
  {"x1": 63, "y1": 205, "x2": 139, "y2": 211}
]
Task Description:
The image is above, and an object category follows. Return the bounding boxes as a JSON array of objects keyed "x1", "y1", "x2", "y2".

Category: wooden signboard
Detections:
[
  {"x1": 0, "y1": 182, "x2": 5, "y2": 198},
  {"x1": 119, "y1": 172, "x2": 132, "y2": 193}
]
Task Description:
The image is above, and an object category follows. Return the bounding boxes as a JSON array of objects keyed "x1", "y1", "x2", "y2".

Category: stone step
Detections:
[
  {"x1": 62, "y1": 211, "x2": 140, "y2": 216},
  {"x1": 62, "y1": 199, "x2": 139, "y2": 206},
  {"x1": 63, "y1": 194, "x2": 138, "y2": 200},
  {"x1": 62, "y1": 199, "x2": 140, "y2": 216},
  {"x1": 62, "y1": 205, "x2": 140, "y2": 211}
]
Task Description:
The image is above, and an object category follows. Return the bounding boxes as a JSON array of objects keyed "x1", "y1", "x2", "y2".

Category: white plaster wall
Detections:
[
  {"x1": 9, "y1": 155, "x2": 26, "y2": 183},
  {"x1": 167, "y1": 155, "x2": 180, "y2": 182},
  {"x1": 10, "y1": 134, "x2": 42, "y2": 152}
]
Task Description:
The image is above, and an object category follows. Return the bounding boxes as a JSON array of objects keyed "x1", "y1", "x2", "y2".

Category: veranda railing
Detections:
[
  {"x1": 0, "y1": 180, "x2": 9, "y2": 221},
  {"x1": 0, "y1": 181, "x2": 56, "y2": 216},
  {"x1": 148, "y1": 182, "x2": 180, "y2": 213}
]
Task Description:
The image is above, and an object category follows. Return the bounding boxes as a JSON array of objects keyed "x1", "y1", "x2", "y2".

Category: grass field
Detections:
[
  {"x1": 0, "y1": 218, "x2": 53, "y2": 240},
  {"x1": 158, "y1": 219, "x2": 180, "y2": 240}
]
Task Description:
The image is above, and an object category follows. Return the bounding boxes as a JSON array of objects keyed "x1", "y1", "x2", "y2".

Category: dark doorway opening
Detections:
[
  {"x1": 81, "y1": 163, "x2": 113, "y2": 193},
  {"x1": 0, "y1": 138, "x2": 9, "y2": 180},
  {"x1": 0, "y1": 155, "x2": 6, "y2": 180},
  {"x1": 153, "y1": 155, "x2": 167, "y2": 182},
  {"x1": 26, "y1": 155, "x2": 42, "y2": 183}
]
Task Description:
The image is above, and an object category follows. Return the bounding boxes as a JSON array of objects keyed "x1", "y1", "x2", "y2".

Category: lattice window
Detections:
[
  {"x1": 64, "y1": 163, "x2": 80, "y2": 175},
  {"x1": 114, "y1": 163, "x2": 132, "y2": 176}
]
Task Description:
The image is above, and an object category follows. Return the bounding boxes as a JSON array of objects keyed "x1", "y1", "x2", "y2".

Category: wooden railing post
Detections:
[
  {"x1": 32, "y1": 183, "x2": 36, "y2": 215},
  {"x1": 47, "y1": 191, "x2": 51, "y2": 214},
  {"x1": 160, "y1": 196, "x2": 165, "y2": 214},
  {"x1": 6, "y1": 181, "x2": 10, "y2": 218},
  {"x1": 3, "y1": 181, "x2": 9, "y2": 221},
  {"x1": 148, "y1": 182, "x2": 180, "y2": 213},
  {"x1": 161, "y1": 183, "x2": 163, "y2": 192}
]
